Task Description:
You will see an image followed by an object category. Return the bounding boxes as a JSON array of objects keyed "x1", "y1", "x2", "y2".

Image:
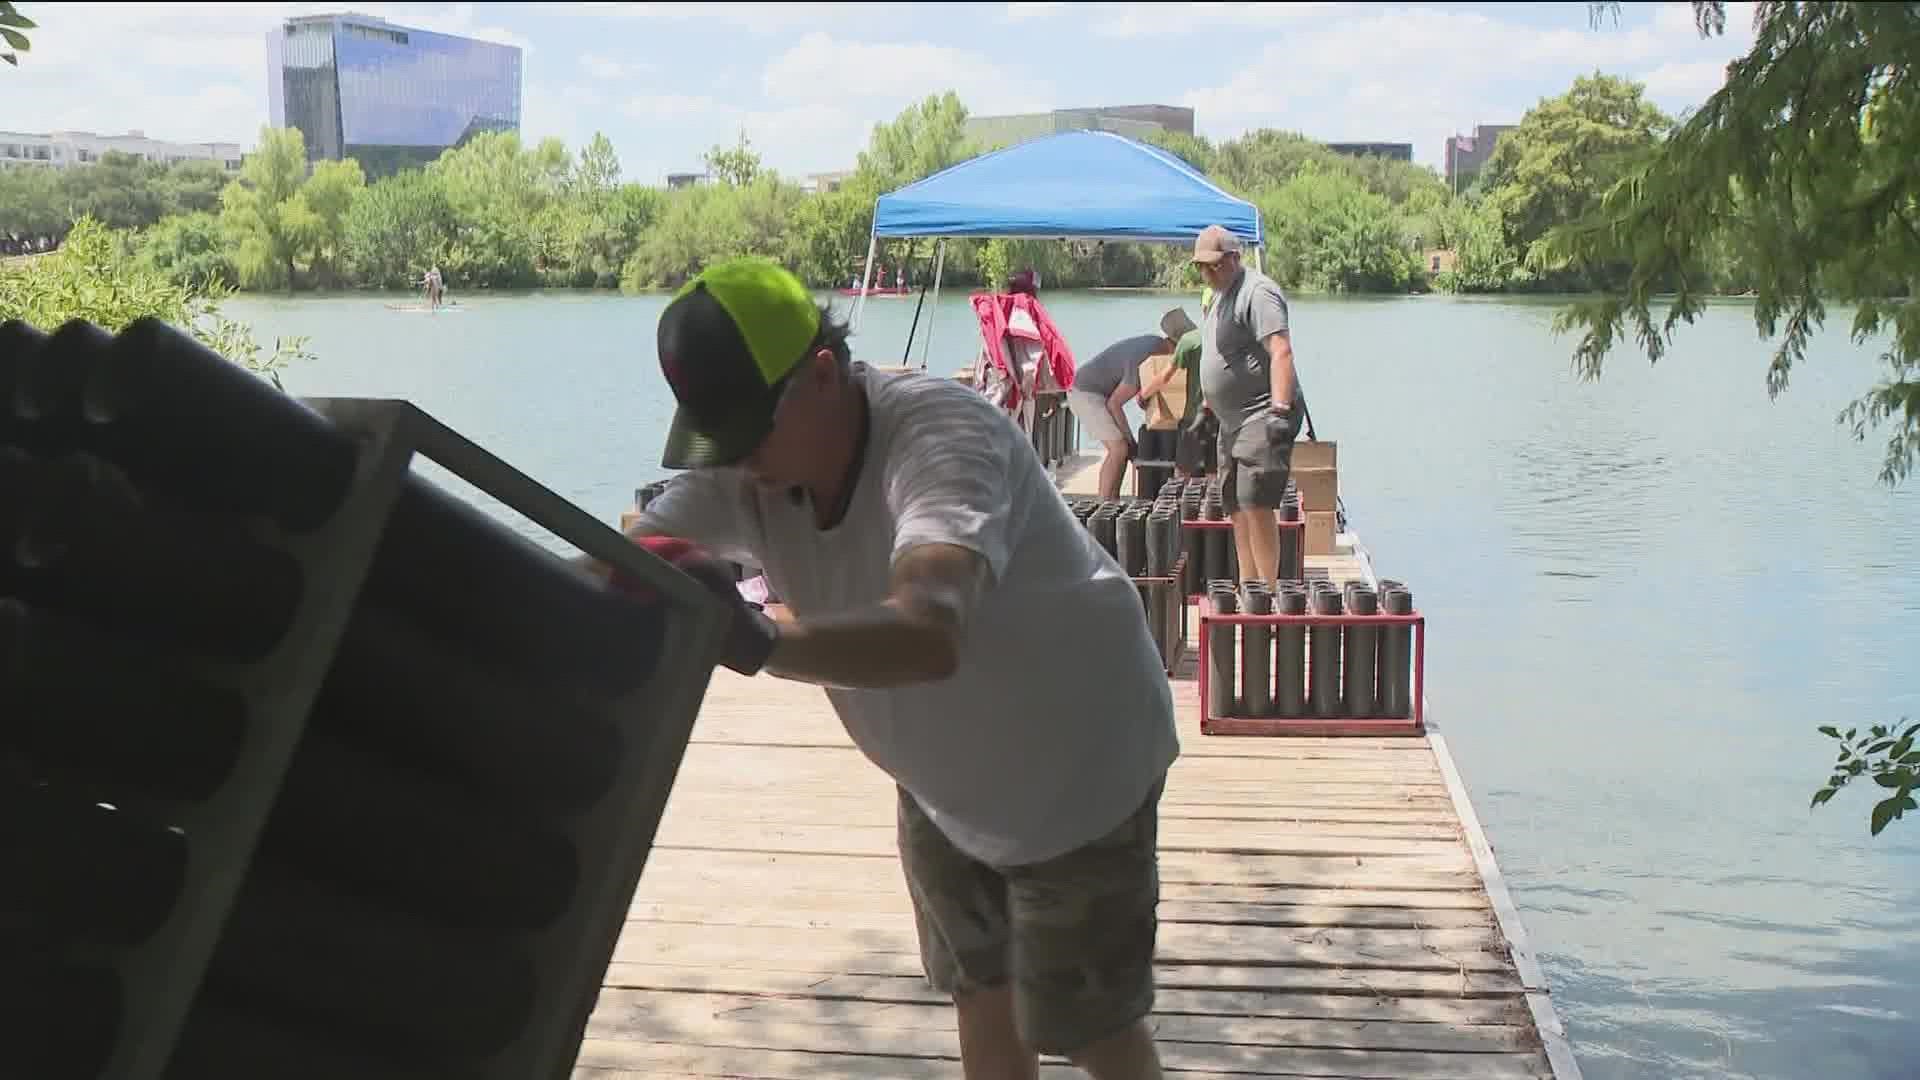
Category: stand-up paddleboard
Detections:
[
  {"x1": 836, "y1": 286, "x2": 913, "y2": 297},
  {"x1": 385, "y1": 302, "x2": 464, "y2": 313}
]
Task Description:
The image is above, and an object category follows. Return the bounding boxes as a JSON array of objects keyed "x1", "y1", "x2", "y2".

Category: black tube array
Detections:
[
  {"x1": 1064, "y1": 488, "x2": 1186, "y2": 670},
  {"x1": 2, "y1": 317, "x2": 727, "y2": 1080},
  {"x1": 1197, "y1": 573, "x2": 1420, "y2": 725}
]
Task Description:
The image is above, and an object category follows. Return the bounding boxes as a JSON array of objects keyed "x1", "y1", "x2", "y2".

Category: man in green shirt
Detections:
[{"x1": 1138, "y1": 306, "x2": 1215, "y2": 479}]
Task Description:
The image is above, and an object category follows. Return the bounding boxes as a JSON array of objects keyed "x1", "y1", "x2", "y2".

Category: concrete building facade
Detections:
[
  {"x1": 1325, "y1": 142, "x2": 1414, "y2": 162},
  {"x1": 0, "y1": 130, "x2": 242, "y2": 171},
  {"x1": 965, "y1": 104, "x2": 1195, "y2": 150}
]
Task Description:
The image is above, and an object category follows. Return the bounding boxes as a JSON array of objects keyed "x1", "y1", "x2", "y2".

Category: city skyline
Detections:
[{"x1": 7, "y1": 2, "x2": 1758, "y2": 184}]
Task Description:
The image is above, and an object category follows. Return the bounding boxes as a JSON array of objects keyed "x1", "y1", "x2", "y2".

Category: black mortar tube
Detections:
[
  {"x1": 1276, "y1": 585, "x2": 1308, "y2": 717},
  {"x1": 1206, "y1": 583, "x2": 1238, "y2": 720},
  {"x1": 1343, "y1": 584, "x2": 1380, "y2": 717},
  {"x1": 1380, "y1": 585, "x2": 1414, "y2": 719},
  {"x1": 1309, "y1": 585, "x2": 1343, "y2": 717},
  {"x1": 1240, "y1": 581, "x2": 1273, "y2": 718}
]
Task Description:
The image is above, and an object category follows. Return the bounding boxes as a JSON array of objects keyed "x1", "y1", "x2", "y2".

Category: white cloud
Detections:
[
  {"x1": 1003, "y1": 2, "x2": 1068, "y2": 20},
  {"x1": 552, "y1": 2, "x2": 866, "y2": 32},
  {"x1": 580, "y1": 52, "x2": 652, "y2": 80},
  {"x1": 1100, "y1": 0, "x2": 1337, "y2": 38},
  {"x1": 1640, "y1": 58, "x2": 1733, "y2": 102},
  {"x1": 1177, "y1": 4, "x2": 1759, "y2": 168},
  {"x1": 621, "y1": 93, "x2": 730, "y2": 119},
  {"x1": 762, "y1": 32, "x2": 1050, "y2": 117}
]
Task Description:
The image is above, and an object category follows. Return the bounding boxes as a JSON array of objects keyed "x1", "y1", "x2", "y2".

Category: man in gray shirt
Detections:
[
  {"x1": 1068, "y1": 309, "x2": 1196, "y2": 498},
  {"x1": 1191, "y1": 225, "x2": 1304, "y2": 588}
]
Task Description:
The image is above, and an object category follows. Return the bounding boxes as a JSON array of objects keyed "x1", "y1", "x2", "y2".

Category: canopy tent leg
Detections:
[
  {"x1": 918, "y1": 240, "x2": 946, "y2": 371},
  {"x1": 851, "y1": 231, "x2": 879, "y2": 331},
  {"x1": 1253, "y1": 244, "x2": 1264, "y2": 274}
]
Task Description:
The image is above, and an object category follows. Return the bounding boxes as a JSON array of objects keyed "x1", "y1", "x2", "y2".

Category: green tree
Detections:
[
  {"x1": 341, "y1": 167, "x2": 459, "y2": 289},
  {"x1": 134, "y1": 211, "x2": 235, "y2": 289},
  {"x1": 1480, "y1": 72, "x2": 1671, "y2": 288},
  {"x1": 573, "y1": 132, "x2": 622, "y2": 195},
  {"x1": 857, "y1": 92, "x2": 974, "y2": 192},
  {"x1": 702, "y1": 129, "x2": 763, "y2": 188},
  {"x1": 1, "y1": 216, "x2": 309, "y2": 385},
  {"x1": 299, "y1": 158, "x2": 365, "y2": 288},
  {"x1": 220, "y1": 126, "x2": 316, "y2": 291},
  {"x1": 0, "y1": 163, "x2": 65, "y2": 236},
  {"x1": 1433, "y1": 199, "x2": 1522, "y2": 293},
  {"x1": 1259, "y1": 166, "x2": 1418, "y2": 294},
  {"x1": 1561, "y1": 2, "x2": 1919, "y2": 833},
  {"x1": 427, "y1": 131, "x2": 567, "y2": 287},
  {"x1": 1550, "y1": 2, "x2": 1919, "y2": 485},
  {"x1": 59, "y1": 151, "x2": 167, "y2": 231},
  {"x1": 151, "y1": 160, "x2": 232, "y2": 217}
]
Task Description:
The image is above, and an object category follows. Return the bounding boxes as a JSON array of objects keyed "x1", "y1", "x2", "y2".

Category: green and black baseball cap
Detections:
[{"x1": 656, "y1": 257, "x2": 822, "y2": 469}]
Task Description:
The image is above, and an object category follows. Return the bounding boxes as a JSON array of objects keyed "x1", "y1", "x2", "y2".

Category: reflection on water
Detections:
[{"x1": 229, "y1": 289, "x2": 1920, "y2": 1080}]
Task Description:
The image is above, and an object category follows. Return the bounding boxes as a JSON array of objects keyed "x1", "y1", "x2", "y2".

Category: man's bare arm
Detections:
[
  {"x1": 1266, "y1": 332, "x2": 1297, "y2": 410},
  {"x1": 763, "y1": 542, "x2": 988, "y2": 689}
]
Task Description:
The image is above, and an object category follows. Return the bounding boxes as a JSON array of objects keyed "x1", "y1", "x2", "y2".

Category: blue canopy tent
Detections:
[{"x1": 851, "y1": 129, "x2": 1263, "y2": 357}]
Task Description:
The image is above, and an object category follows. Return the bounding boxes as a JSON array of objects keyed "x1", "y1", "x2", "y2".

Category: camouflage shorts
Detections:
[{"x1": 895, "y1": 779, "x2": 1163, "y2": 1056}]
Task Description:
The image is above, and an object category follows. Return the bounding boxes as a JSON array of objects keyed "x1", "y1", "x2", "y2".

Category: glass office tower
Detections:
[{"x1": 267, "y1": 14, "x2": 522, "y2": 176}]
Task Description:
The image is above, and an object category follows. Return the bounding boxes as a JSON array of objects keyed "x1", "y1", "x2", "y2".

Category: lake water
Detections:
[{"x1": 227, "y1": 288, "x2": 1920, "y2": 1080}]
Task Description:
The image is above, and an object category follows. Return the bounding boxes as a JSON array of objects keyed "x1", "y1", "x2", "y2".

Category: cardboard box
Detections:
[
  {"x1": 1292, "y1": 465, "x2": 1338, "y2": 512},
  {"x1": 1304, "y1": 510, "x2": 1339, "y2": 557},
  {"x1": 1293, "y1": 439, "x2": 1336, "y2": 470},
  {"x1": 1137, "y1": 354, "x2": 1187, "y2": 431},
  {"x1": 618, "y1": 509, "x2": 643, "y2": 535}
]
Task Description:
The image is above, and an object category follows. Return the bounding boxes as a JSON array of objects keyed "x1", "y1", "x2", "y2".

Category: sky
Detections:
[{"x1": 6, "y1": 1, "x2": 1759, "y2": 184}]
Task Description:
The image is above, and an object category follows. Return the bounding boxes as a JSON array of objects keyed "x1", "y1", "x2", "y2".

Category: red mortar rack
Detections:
[{"x1": 1196, "y1": 605, "x2": 1426, "y2": 737}]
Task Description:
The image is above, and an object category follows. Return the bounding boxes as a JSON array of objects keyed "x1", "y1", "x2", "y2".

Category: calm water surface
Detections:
[{"x1": 228, "y1": 288, "x2": 1920, "y2": 1080}]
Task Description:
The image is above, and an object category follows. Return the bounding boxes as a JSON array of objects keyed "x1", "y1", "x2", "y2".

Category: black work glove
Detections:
[{"x1": 618, "y1": 536, "x2": 780, "y2": 676}]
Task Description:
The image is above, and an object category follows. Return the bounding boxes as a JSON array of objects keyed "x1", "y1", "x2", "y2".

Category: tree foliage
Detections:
[
  {"x1": 1812, "y1": 719, "x2": 1920, "y2": 836},
  {"x1": 1480, "y1": 72, "x2": 1671, "y2": 287},
  {"x1": 0, "y1": 1, "x2": 34, "y2": 67},
  {"x1": 0, "y1": 216, "x2": 309, "y2": 386},
  {"x1": 1548, "y1": 1, "x2": 1920, "y2": 486}
]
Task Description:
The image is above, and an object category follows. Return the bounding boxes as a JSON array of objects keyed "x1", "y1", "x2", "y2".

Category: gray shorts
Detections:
[
  {"x1": 1067, "y1": 389, "x2": 1129, "y2": 445},
  {"x1": 896, "y1": 780, "x2": 1163, "y2": 1056},
  {"x1": 1219, "y1": 407, "x2": 1300, "y2": 513}
]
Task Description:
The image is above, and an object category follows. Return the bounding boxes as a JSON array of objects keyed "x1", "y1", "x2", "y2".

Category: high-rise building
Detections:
[
  {"x1": 965, "y1": 105, "x2": 1195, "y2": 150},
  {"x1": 1443, "y1": 124, "x2": 1515, "y2": 194},
  {"x1": 266, "y1": 13, "x2": 522, "y2": 177}
]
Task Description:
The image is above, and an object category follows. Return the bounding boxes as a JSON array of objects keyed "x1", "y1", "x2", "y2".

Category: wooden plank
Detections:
[
  {"x1": 665, "y1": 748, "x2": 1446, "y2": 789},
  {"x1": 611, "y1": 923, "x2": 1512, "y2": 975},
  {"x1": 603, "y1": 962, "x2": 1529, "y2": 999},
  {"x1": 638, "y1": 848, "x2": 1479, "y2": 891},
  {"x1": 588, "y1": 979, "x2": 1528, "y2": 1026},
  {"x1": 617, "y1": 917, "x2": 1506, "y2": 961},
  {"x1": 658, "y1": 800, "x2": 1464, "y2": 835},
  {"x1": 649, "y1": 821, "x2": 1467, "y2": 860},
  {"x1": 669, "y1": 784, "x2": 1461, "y2": 814},
  {"x1": 625, "y1": 901, "x2": 1494, "y2": 932},
  {"x1": 574, "y1": 1037, "x2": 1551, "y2": 1079},
  {"x1": 587, "y1": 992, "x2": 1541, "y2": 1054},
  {"x1": 633, "y1": 876, "x2": 1492, "y2": 912}
]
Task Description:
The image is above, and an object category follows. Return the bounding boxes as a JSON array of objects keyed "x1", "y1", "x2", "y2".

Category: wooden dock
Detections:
[{"x1": 579, "y1": 455, "x2": 1579, "y2": 1078}]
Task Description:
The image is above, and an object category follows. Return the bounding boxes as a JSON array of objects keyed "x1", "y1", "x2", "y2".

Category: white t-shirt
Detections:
[{"x1": 637, "y1": 363, "x2": 1179, "y2": 866}]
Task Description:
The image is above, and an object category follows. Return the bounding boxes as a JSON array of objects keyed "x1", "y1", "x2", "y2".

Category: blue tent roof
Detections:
[{"x1": 871, "y1": 130, "x2": 1262, "y2": 245}]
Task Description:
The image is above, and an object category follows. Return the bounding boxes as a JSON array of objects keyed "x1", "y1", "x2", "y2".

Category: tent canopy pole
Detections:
[{"x1": 851, "y1": 231, "x2": 879, "y2": 331}]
